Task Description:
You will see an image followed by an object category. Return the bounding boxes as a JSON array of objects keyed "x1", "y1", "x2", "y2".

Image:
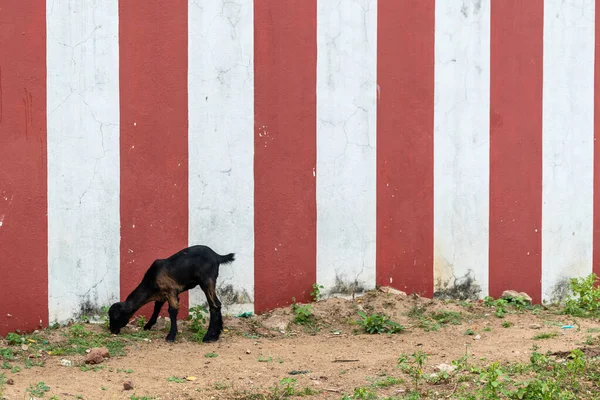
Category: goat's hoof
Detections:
[
  {"x1": 202, "y1": 334, "x2": 219, "y2": 343},
  {"x1": 143, "y1": 324, "x2": 153, "y2": 331},
  {"x1": 165, "y1": 336, "x2": 176, "y2": 343}
]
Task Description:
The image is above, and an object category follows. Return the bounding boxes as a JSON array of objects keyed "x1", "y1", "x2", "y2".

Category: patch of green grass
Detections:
[
  {"x1": 356, "y1": 311, "x2": 404, "y2": 334},
  {"x1": 483, "y1": 293, "x2": 535, "y2": 319},
  {"x1": 4, "y1": 333, "x2": 22, "y2": 346},
  {"x1": 80, "y1": 364, "x2": 105, "y2": 372},
  {"x1": 26, "y1": 381, "x2": 50, "y2": 397},
  {"x1": 258, "y1": 356, "x2": 273, "y2": 363},
  {"x1": 117, "y1": 368, "x2": 134, "y2": 374},
  {"x1": 563, "y1": 273, "x2": 600, "y2": 318},
  {"x1": 269, "y1": 377, "x2": 320, "y2": 398},
  {"x1": 24, "y1": 357, "x2": 45, "y2": 369},
  {"x1": 0, "y1": 348, "x2": 14, "y2": 361},
  {"x1": 502, "y1": 321, "x2": 513, "y2": 328},
  {"x1": 340, "y1": 386, "x2": 378, "y2": 400},
  {"x1": 532, "y1": 332, "x2": 559, "y2": 340},
  {"x1": 410, "y1": 308, "x2": 464, "y2": 332},
  {"x1": 383, "y1": 343, "x2": 600, "y2": 399},
  {"x1": 214, "y1": 381, "x2": 231, "y2": 390},
  {"x1": 204, "y1": 352, "x2": 218, "y2": 358},
  {"x1": 368, "y1": 375, "x2": 404, "y2": 388},
  {"x1": 430, "y1": 310, "x2": 463, "y2": 325},
  {"x1": 166, "y1": 376, "x2": 185, "y2": 383}
]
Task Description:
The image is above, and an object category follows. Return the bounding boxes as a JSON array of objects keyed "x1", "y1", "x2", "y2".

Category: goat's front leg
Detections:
[
  {"x1": 144, "y1": 301, "x2": 165, "y2": 331},
  {"x1": 165, "y1": 294, "x2": 180, "y2": 343},
  {"x1": 202, "y1": 279, "x2": 222, "y2": 343}
]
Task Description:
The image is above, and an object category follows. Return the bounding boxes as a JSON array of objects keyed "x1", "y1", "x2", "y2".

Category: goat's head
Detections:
[{"x1": 108, "y1": 302, "x2": 131, "y2": 334}]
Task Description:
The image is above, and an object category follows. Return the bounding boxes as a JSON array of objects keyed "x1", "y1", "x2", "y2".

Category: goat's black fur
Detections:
[{"x1": 108, "y1": 245, "x2": 235, "y2": 343}]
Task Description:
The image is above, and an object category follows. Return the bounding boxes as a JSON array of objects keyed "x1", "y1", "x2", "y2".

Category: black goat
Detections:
[{"x1": 108, "y1": 245, "x2": 235, "y2": 343}]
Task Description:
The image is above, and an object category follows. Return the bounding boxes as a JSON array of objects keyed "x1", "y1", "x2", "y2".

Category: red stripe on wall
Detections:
[
  {"x1": 119, "y1": 0, "x2": 189, "y2": 319},
  {"x1": 376, "y1": 1, "x2": 435, "y2": 297},
  {"x1": 0, "y1": 0, "x2": 48, "y2": 336},
  {"x1": 253, "y1": 0, "x2": 317, "y2": 311},
  {"x1": 594, "y1": 2, "x2": 600, "y2": 279},
  {"x1": 489, "y1": 1, "x2": 544, "y2": 303}
]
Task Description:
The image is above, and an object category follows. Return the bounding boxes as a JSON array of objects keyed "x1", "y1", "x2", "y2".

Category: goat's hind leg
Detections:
[
  {"x1": 165, "y1": 294, "x2": 180, "y2": 343},
  {"x1": 144, "y1": 301, "x2": 165, "y2": 331},
  {"x1": 201, "y1": 279, "x2": 223, "y2": 343}
]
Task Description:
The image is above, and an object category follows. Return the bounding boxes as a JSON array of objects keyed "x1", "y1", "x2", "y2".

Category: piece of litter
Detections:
[
  {"x1": 60, "y1": 359, "x2": 72, "y2": 367},
  {"x1": 561, "y1": 325, "x2": 574, "y2": 329},
  {"x1": 186, "y1": 376, "x2": 197, "y2": 381},
  {"x1": 236, "y1": 311, "x2": 253, "y2": 318}
]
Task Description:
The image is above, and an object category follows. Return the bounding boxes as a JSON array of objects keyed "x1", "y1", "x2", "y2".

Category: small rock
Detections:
[
  {"x1": 474, "y1": 334, "x2": 481, "y2": 340},
  {"x1": 378, "y1": 286, "x2": 407, "y2": 296},
  {"x1": 262, "y1": 315, "x2": 289, "y2": 331},
  {"x1": 21, "y1": 344, "x2": 28, "y2": 351},
  {"x1": 245, "y1": 349, "x2": 251, "y2": 354},
  {"x1": 85, "y1": 347, "x2": 110, "y2": 364},
  {"x1": 123, "y1": 381, "x2": 134, "y2": 390},
  {"x1": 529, "y1": 324, "x2": 541, "y2": 330},
  {"x1": 501, "y1": 290, "x2": 532, "y2": 303},
  {"x1": 434, "y1": 363, "x2": 457, "y2": 373},
  {"x1": 6, "y1": 378, "x2": 14, "y2": 385}
]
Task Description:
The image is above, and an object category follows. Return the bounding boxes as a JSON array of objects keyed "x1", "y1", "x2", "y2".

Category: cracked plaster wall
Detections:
[
  {"x1": 316, "y1": 0, "x2": 377, "y2": 296},
  {"x1": 541, "y1": 0, "x2": 595, "y2": 302},
  {"x1": 30, "y1": 0, "x2": 599, "y2": 324},
  {"x1": 47, "y1": 0, "x2": 120, "y2": 323},
  {"x1": 187, "y1": 0, "x2": 255, "y2": 314},
  {"x1": 433, "y1": 0, "x2": 490, "y2": 299}
]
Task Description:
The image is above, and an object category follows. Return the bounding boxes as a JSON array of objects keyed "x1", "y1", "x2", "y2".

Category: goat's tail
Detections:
[{"x1": 218, "y1": 252, "x2": 235, "y2": 265}]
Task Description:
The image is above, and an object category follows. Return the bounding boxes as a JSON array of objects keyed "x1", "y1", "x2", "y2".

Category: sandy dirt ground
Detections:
[{"x1": 1, "y1": 289, "x2": 598, "y2": 399}]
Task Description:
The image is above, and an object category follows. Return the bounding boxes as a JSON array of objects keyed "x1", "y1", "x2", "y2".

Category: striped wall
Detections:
[{"x1": 1, "y1": 0, "x2": 599, "y2": 335}]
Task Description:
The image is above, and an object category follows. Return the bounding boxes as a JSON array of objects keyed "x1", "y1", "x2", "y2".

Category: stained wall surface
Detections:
[{"x1": 1, "y1": 0, "x2": 598, "y2": 335}]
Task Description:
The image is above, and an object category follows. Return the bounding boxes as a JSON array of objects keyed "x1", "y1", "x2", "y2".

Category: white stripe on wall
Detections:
[
  {"x1": 187, "y1": 0, "x2": 255, "y2": 314},
  {"x1": 316, "y1": 0, "x2": 377, "y2": 297},
  {"x1": 47, "y1": 0, "x2": 121, "y2": 323},
  {"x1": 541, "y1": 0, "x2": 595, "y2": 303},
  {"x1": 433, "y1": 0, "x2": 490, "y2": 300}
]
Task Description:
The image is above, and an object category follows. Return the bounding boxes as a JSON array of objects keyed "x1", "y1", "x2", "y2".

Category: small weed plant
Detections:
[
  {"x1": 397, "y1": 350, "x2": 428, "y2": 392},
  {"x1": 357, "y1": 311, "x2": 404, "y2": 334},
  {"x1": 291, "y1": 299, "x2": 314, "y2": 325},
  {"x1": 563, "y1": 273, "x2": 600, "y2": 317},
  {"x1": 187, "y1": 305, "x2": 208, "y2": 342},
  {"x1": 310, "y1": 283, "x2": 324, "y2": 302},
  {"x1": 26, "y1": 381, "x2": 50, "y2": 397}
]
